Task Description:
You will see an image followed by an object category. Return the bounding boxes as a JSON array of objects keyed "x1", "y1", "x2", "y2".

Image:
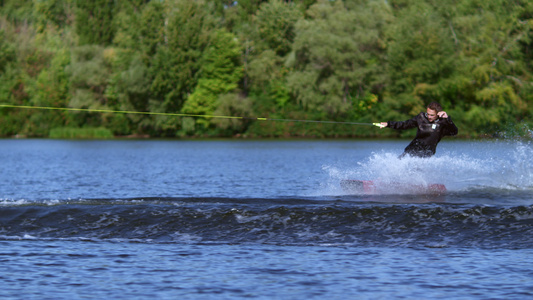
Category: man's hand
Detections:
[{"x1": 438, "y1": 111, "x2": 448, "y2": 118}]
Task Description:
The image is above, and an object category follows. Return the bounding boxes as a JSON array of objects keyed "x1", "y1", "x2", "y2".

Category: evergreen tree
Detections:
[
  {"x1": 254, "y1": 0, "x2": 302, "y2": 57},
  {"x1": 181, "y1": 29, "x2": 243, "y2": 132},
  {"x1": 33, "y1": 0, "x2": 73, "y2": 30},
  {"x1": 0, "y1": 30, "x2": 16, "y2": 74},
  {"x1": 75, "y1": 0, "x2": 116, "y2": 46},
  {"x1": 150, "y1": 0, "x2": 216, "y2": 110},
  {"x1": 0, "y1": 0, "x2": 34, "y2": 24},
  {"x1": 246, "y1": 0, "x2": 302, "y2": 107},
  {"x1": 30, "y1": 48, "x2": 72, "y2": 135},
  {"x1": 147, "y1": 0, "x2": 217, "y2": 135}
]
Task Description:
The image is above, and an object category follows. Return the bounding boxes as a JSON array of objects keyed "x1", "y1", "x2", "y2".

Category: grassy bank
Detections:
[{"x1": 49, "y1": 127, "x2": 114, "y2": 139}]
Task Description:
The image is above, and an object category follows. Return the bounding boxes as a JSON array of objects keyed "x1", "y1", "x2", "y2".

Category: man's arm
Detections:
[
  {"x1": 437, "y1": 111, "x2": 458, "y2": 136},
  {"x1": 383, "y1": 116, "x2": 419, "y2": 130},
  {"x1": 441, "y1": 116, "x2": 458, "y2": 136}
]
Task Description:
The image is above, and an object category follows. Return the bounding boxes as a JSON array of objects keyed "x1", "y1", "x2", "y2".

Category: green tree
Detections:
[
  {"x1": 106, "y1": 51, "x2": 151, "y2": 135},
  {"x1": 0, "y1": 66, "x2": 31, "y2": 136},
  {"x1": 33, "y1": 0, "x2": 74, "y2": 30},
  {"x1": 0, "y1": 30, "x2": 16, "y2": 73},
  {"x1": 149, "y1": 0, "x2": 217, "y2": 135},
  {"x1": 113, "y1": 0, "x2": 164, "y2": 61},
  {"x1": 137, "y1": 1, "x2": 165, "y2": 61},
  {"x1": 245, "y1": 0, "x2": 302, "y2": 107},
  {"x1": 181, "y1": 29, "x2": 243, "y2": 132},
  {"x1": 211, "y1": 93, "x2": 254, "y2": 135},
  {"x1": 27, "y1": 48, "x2": 72, "y2": 135},
  {"x1": 287, "y1": 0, "x2": 389, "y2": 117},
  {"x1": 452, "y1": 0, "x2": 531, "y2": 131},
  {"x1": 385, "y1": 1, "x2": 456, "y2": 115},
  {"x1": 254, "y1": 0, "x2": 303, "y2": 57},
  {"x1": 0, "y1": 0, "x2": 34, "y2": 24},
  {"x1": 75, "y1": 0, "x2": 116, "y2": 46},
  {"x1": 66, "y1": 45, "x2": 113, "y2": 127}
]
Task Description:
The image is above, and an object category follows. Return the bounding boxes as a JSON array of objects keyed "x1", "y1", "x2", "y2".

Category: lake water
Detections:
[{"x1": 1, "y1": 139, "x2": 533, "y2": 299}]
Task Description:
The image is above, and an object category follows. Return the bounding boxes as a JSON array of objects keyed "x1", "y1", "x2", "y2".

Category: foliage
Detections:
[
  {"x1": 146, "y1": 0, "x2": 218, "y2": 136},
  {"x1": 386, "y1": 1, "x2": 456, "y2": 116},
  {"x1": 181, "y1": 29, "x2": 243, "y2": 132},
  {"x1": 74, "y1": 0, "x2": 116, "y2": 46},
  {"x1": 33, "y1": 0, "x2": 74, "y2": 30},
  {"x1": 287, "y1": 0, "x2": 389, "y2": 117},
  {"x1": 0, "y1": 30, "x2": 16, "y2": 73},
  {"x1": 211, "y1": 93, "x2": 254, "y2": 135},
  {"x1": 254, "y1": 0, "x2": 303, "y2": 57},
  {"x1": 49, "y1": 127, "x2": 113, "y2": 139},
  {"x1": 245, "y1": 0, "x2": 302, "y2": 105},
  {"x1": 66, "y1": 45, "x2": 110, "y2": 110},
  {"x1": 0, "y1": 0, "x2": 532, "y2": 138}
]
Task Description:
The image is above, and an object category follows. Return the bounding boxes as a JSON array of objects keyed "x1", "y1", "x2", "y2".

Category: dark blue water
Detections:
[{"x1": 1, "y1": 139, "x2": 533, "y2": 299}]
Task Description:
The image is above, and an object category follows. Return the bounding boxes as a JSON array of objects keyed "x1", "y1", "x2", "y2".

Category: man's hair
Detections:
[{"x1": 427, "y1": 102, "x2": 442, "y2": 112}]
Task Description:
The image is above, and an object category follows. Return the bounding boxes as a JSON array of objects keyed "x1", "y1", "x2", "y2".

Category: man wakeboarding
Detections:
[{"x1": 379, "y1": 102, "x2": 458, "y2": 158}]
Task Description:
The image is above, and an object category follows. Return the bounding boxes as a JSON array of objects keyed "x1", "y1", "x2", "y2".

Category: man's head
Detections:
[{"x1": 426, "y1": 102, "x2": 442, "y2": 122}]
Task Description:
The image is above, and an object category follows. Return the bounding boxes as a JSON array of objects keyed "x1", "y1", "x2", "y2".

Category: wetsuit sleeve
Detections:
[
  {"x1": 387, "y1": 116, "x2": 418, "y2": 130},
  {"x1": 441, "y1": 116, "x2": 458, "y2": 136}
]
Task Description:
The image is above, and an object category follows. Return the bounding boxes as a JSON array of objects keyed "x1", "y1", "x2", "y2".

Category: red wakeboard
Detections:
[{"x1": 340, "y1": 179, "x2": 446, "y2": 195}]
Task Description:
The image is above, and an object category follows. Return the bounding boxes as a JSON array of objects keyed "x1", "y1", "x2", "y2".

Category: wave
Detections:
[{"x1": 1, "y1": 197, "x2": 533, "y2": 248}]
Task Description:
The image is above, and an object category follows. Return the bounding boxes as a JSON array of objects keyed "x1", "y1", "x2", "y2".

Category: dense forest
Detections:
[{"x1": 0, "y1": 0, "x2": 532, "y2": 138}]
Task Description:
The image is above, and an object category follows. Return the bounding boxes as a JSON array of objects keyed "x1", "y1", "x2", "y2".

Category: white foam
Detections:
[{"x1": 322, "y1": 140, "x2": 533, "y2": 195}]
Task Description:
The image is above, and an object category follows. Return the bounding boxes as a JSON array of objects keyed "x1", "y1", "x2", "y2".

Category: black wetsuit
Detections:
[{"x1": 387, "y1": 112, "x2": 458, "y2": 158}]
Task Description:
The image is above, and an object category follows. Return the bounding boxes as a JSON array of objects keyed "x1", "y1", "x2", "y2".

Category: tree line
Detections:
[{"x1": 0, "y1": 0, "x2": 532, "y2": 138}]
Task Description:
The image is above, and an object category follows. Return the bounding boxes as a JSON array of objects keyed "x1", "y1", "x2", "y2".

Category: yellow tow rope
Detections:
[{"x1": 0, "y1": 104, "x2": 384, "y2": 127}]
